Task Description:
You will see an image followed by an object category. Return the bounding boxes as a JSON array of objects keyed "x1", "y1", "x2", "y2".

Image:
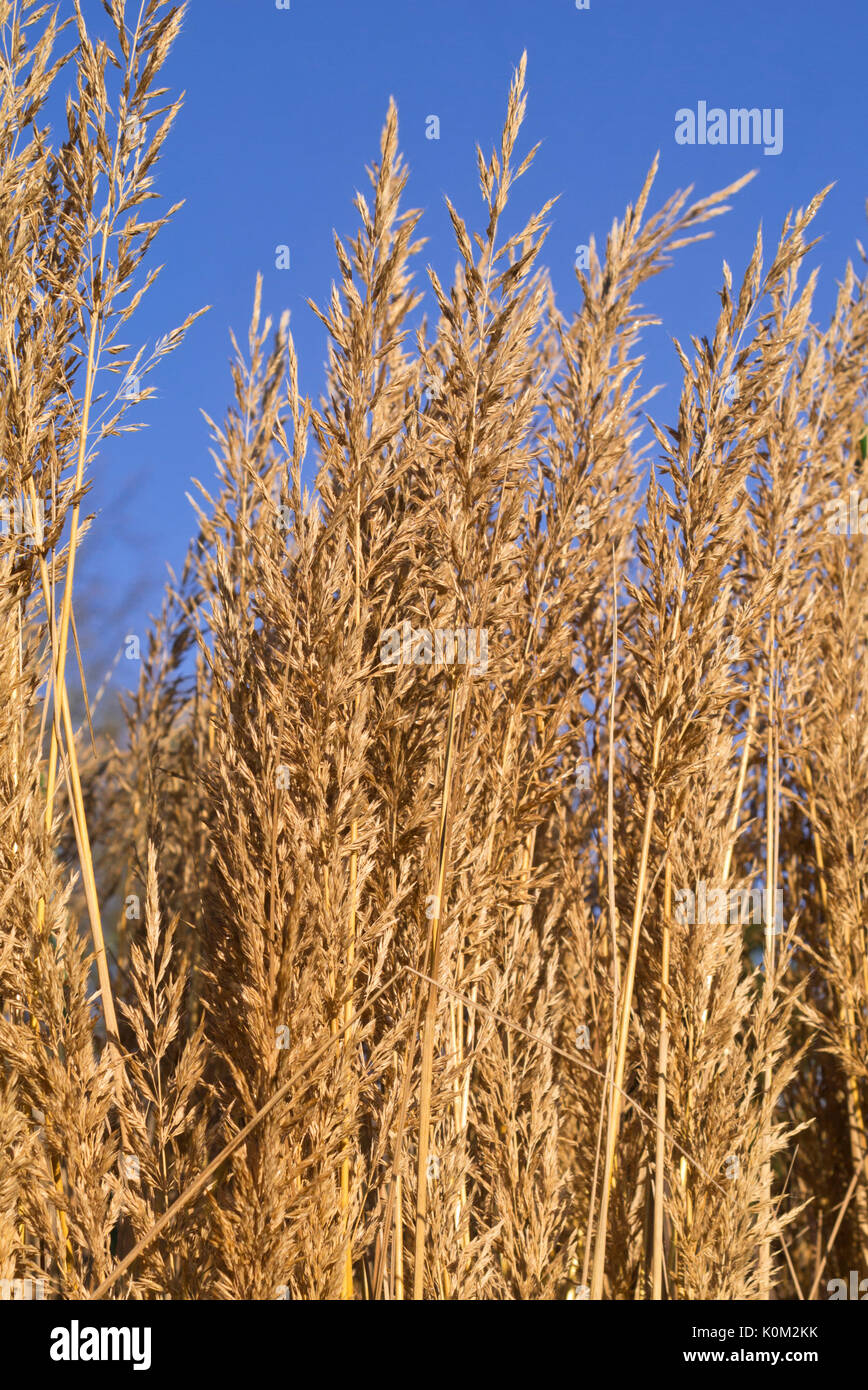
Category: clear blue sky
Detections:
[{"x1": 69, "y1": 0, "x2": 866, "y2": 687}]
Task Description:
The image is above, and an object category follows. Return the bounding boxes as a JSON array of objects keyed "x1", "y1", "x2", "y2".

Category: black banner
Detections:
[{"x1": 1, "y1": 1296, "x2": 862, "y2": 1378}]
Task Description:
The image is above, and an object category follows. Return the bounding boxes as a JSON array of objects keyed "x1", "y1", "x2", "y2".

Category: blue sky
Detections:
[{"x1": 67, "y1": 0, "x2": 866, "y2": 687}]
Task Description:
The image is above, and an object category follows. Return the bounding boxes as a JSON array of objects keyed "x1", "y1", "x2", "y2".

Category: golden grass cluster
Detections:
[{"x1": 2, "y1": 1, "x2": 868, "y2": 1301}]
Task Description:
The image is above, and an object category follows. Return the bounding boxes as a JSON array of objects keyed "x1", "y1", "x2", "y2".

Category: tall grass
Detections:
[{"x1": 2, "y1": 2, "x2": 868, "y2": 1300}]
